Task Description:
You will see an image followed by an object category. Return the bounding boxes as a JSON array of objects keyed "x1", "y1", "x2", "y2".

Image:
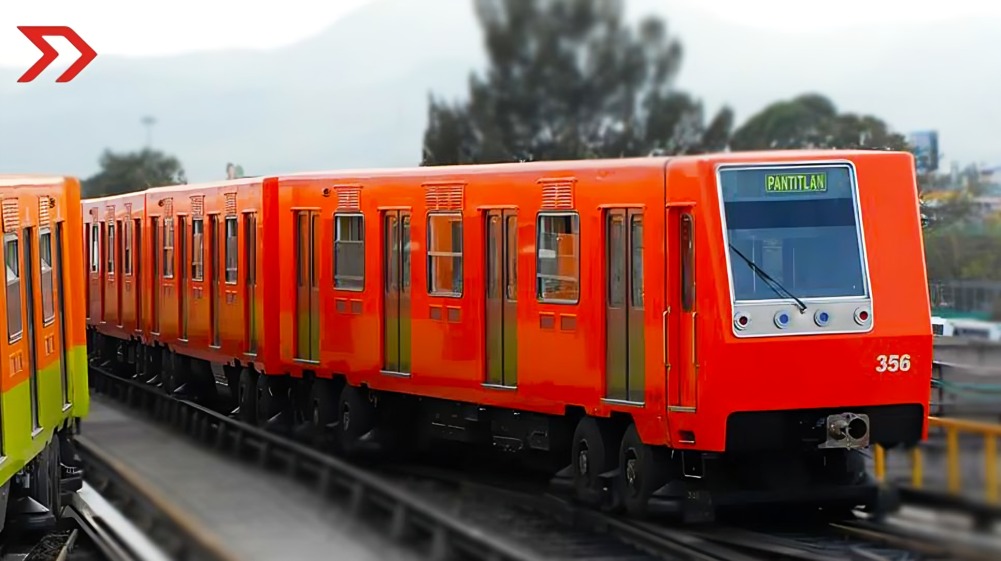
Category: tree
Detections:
[
  {"x1": 730, "y1": 93, "x2": 909, "y2": 152},
  {"x1": 81, "y1": 148, "x2": 186, "y2": 198},
  {"x1": 421, "y1": 0, "x2": 733, "y2": 165}
]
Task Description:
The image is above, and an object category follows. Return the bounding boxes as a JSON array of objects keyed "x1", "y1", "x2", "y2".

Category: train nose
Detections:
[{"x1": 820, "y1": 412, "x2": 870, "y2": 449}]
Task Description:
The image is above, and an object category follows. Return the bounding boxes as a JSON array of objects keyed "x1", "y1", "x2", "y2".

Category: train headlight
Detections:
[
  {"x1": 854, "y1": 306, "x2": 871, "y2": 326},
  {"x1": 814, "y1": 309, "x2": 831, "y2": 327},
  {"x1": 773, "y1": 310, "x2": 791, "y2": 329},
  {"x1": 733, "y1": 311, "x2": 751, "y2": 331}
]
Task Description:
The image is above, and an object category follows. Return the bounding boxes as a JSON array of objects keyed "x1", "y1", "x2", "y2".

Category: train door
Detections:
[
  {"x1": 484, "y1": 210, "x2": 517, "y2": 387},
  {"x1": 244, "y1": 213, "x2": 257, "y2": 354},
  {"x1": 209, "y1": 215, "x2": 220, "y2": 346},
  {"x1": 604, "y1": 209, "x2": 645, "y2": 403},
  {"x1": 178, "y1": 216, "x2": 188, "y2": 340},
  {"x1": 133, "y1": 218, "x2": 142, "y2": 332},
  {"x1": 21, "y1": 228, "x2": 40, "y2": 430},
  {"x1": 666, "y1": 206, "x2": 697, "y2": 413},
  {"x1": 295, "y1": 211, "x2": 319, "y2": 362},
  {"x1": 382, "y1": 211, "x2": 411, "y2": 374},
  {"x1": 151, "y1": 218, "x2": 160, "y2": 333},
  {"x1": 115, "y1": 219, "x2": 123, "y2": 326},
  {"x1": 99, "y1": 221, "x2": 107, "y2": 322},
  {"x1": 55, "y1": 223, "x2": 70, "y2": 406}
]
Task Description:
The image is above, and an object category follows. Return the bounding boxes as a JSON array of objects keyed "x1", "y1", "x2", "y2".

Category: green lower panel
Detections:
[{"x1": 0, "y1": 343, "x2": 89, "y2": 485}]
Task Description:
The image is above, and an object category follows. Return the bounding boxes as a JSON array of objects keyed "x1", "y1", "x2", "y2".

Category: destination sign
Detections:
[{"x1": 764, "y1": 172, "x2": 827, "y2": 193}]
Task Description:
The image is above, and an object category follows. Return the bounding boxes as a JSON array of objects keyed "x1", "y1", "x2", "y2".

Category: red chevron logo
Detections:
[{"x1": 17, "y1": 26, "x2": 97, "y2": 83}]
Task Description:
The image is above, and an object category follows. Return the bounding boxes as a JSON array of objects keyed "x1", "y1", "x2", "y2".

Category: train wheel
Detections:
[
  {"x1": 236, "y1": 368, "x2": 257, "y2": 424},
  {"x1": 336, "y1": 385, "x2": 374, "y2": 456},
  {"x1": 310, "y1": 378, "x2": 342, "y2": 453},
  {"x1": 571, "y1": 417, "x2": 619, "y2": 507},
  {"x1": 255, "y1": 373, "x2": 282, "y2": 427},
  {"x1": 618, "y1": 424, "x2": 672, "y2": 518}
]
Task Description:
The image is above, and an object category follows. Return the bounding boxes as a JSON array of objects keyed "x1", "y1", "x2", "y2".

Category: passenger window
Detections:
[
  {"x1": 163, "y1": 218, "x2": 175, "y2": 278},
  {"x1": 192, "y1": 219, "x2": 204, "y2": 281},
  {"x1": 40, "y1": 230, "x2": 54, "y2": 324},
  {"x1": 681, "y1": 213, "x2": 695, "y2": 312},
  {"x1": 536, "y1": 213, "x2": 580, "y2": 303},
  {"x1": 123, "y1": 221, "x2": 132, "y2": 276},
  {"x1": 631, "y1": 215, "x2": 643, "y2": 308},
  {"x1": 106, "y1": 223, "x2": 115, "y2": 274},
  {"x1": 5, "y1": 235, "x2": 21, "y2": 341},
  {"x1": 225, "y1": 216, "x2": 238, "y2": 283},
  {"x1": 90, "y1": 224, "x2": 99, "y2": 273},
  {"x1": 334, "y1": 214, "x2": 364, "y2": 290},
  {"x1": 427, "y1": 213, "x2": 462, "y2": 296}
]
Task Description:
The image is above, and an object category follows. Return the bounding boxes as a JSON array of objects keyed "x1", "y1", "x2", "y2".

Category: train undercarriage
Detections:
[{"x1": 92, "y1": 331, "x2": 907, "y2": 523}]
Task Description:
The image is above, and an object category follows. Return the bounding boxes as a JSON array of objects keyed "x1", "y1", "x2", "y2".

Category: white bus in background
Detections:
[
  {"x1": 931, "y1": 316, "x2": 955, "y2": 337},
  {"x1": 947, "y1": 317, "x2": 1001, "y2": 342}
]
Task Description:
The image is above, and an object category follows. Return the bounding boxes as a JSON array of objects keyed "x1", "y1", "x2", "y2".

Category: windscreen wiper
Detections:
[{"x1": 728, "y1": 244, "x2": 807, "y2": 313}]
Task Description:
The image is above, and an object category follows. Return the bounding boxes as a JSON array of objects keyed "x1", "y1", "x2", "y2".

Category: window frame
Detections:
[
  {"x1": 106, "y1": 222, "x2": 116, "y2": 274},
  {"x1": 191, "y1": 218, "x2": 205, "y2": 281},
  {"x1": 4, "y1": 233, "x2": 22, "y2": 343},
  {"x1": 123, "y1": 220, "x2": 133, "y2": 276},
  {"x1": 535, "y1": 211, "x2": 580, "y2": 305},
  {"x1": 89, "y1": 223, "x2": 99, "y2": 273},
  {"x1": 426, "y1": 212, "x2": 463, "y2": 297},
  {"x1": 333, "y1": 213, "x2": 365, "y2": 291},
  {"x1": 162, "y1": 217, "x2": 175, "y2": 279},
  {"x1": 680, "y1": 212, "x2": 695, "y2": 312},
  {"x1": 224, "y1": 216, "x2": 238, "y2": 284},
  {"x1": 39, "y1": 228, "x2": 55, "y2": 325}
]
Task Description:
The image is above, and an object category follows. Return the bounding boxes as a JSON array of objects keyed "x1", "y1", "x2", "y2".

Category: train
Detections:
[
  {"x1": 82, "y1": 150, "x2": 933, "y2": 520},
  {"x1": 0, "y1": 175, "x2": 89, "y2": 535}
]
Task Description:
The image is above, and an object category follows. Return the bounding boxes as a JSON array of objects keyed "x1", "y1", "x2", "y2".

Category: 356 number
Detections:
[{"x1": 876, "y1": 354, "x2": 911, "y2": 373}]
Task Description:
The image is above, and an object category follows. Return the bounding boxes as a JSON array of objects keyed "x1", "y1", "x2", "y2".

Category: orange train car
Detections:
[
  {"x1": 0, "y1": 175, "x2": 89, "y2": 533},
  {"x1": 85, "y1": 150, "x2": 932, "y2": 521}
]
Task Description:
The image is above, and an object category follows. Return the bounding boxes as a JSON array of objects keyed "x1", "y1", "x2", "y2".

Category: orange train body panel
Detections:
[{"x1": 82, "y1": 150, "x2": 932, "y2": 455}]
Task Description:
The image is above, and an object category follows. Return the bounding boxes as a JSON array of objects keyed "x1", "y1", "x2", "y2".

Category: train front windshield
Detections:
[{"x1": 719, "y1": 164, "x2": 868, "y2": 302}]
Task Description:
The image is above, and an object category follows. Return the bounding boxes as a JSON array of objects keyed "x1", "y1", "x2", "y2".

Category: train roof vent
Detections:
[
  {"x1": 335, "y1": 184, "x2": 362, "y2": 212},
  {"x1": 539, "y1": 178, "x2": 576, "y2": 210},
  {"x1": 1, "y1": 199, "x2": 17, "y2": 233},
  {"x1": 424, "y1": 182, "x2": 465, "y2": 211},
  {"x1": 191, "y1": 195, "x2": 204, "y2": 218},
  {"x1": 38, "y1": 196, "x2": 50, "y2": 228}
]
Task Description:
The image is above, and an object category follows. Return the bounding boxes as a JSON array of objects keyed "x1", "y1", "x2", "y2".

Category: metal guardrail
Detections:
[{"x1": 873, "y1": 416, "x2": 1001, "y2": 529}]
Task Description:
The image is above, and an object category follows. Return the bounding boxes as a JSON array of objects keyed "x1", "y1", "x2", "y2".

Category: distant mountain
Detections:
[{"x1": 1, "y1": 0, "x2": 998, "y2": 181}]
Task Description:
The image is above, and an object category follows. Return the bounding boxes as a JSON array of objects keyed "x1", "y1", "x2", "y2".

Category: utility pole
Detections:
[{"x1": 141, "y1": 116, "x2": 156, "y2": 149}]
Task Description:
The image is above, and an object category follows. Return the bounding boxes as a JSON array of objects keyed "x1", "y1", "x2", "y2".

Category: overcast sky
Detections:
[{"x1": 4, "y1": 0, "x2": 999, "y2": 66}]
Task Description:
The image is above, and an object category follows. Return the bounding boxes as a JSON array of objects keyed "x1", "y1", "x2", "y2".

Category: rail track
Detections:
[{"x1": 87, "y1": 362, "x2": 994, "y2": 561}]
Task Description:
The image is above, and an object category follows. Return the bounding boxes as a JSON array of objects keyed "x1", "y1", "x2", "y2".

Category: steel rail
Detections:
[
  {"x1": 63, "y1": 481, "x2": 175, "y2": 561},
  {"x1": 88, "y1": 366, "x2": 542, "y2": 561}
]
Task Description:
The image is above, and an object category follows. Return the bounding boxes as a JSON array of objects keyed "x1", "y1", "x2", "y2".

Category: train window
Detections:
[
  {"x1": 123, "y1": 221, "x2": 132, "y2": 276},
  {"x1": 334, "y1": 214, "x2": 364, "y2": 291},
  {"x1": 106, "y1": 223, "x2": 115, "y2": 274},
  {"x1": 427, "y1": 213, "x2": 462, "y2": 296},
  {"x1": 681, "y1": 213, "x2": 695, "y2": 312},
  {"x1": 5, "y1": 235, "x2": 21, "y2": 342},
  {"x1": 536, "y1": 213, "x2": 579, "y2": 304},
  {"x1": 90, "y1": 223, "x2": 99, "y2": 273},
  {"x1": 40, "y1": 230, "x2": 54, "y2": 324},
  {"x1": 163, "y1": 218, "x2": 175, "y2": 278},
  {"x1": 192, "y1": 219, "x2": 204, "y2": 281},
  {"x1": 631, "y1": 215, "x2": 644, "y2": 308},
  {"x1": 225, "y1": 217, "x2": 238, "y2": 283}
]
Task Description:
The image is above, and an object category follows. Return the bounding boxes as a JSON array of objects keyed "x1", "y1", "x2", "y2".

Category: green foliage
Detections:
[
  {"x1": 81, "y1": 148, "x2": 186, "y2": 198},
  {"x1": 421, "y1": 0, "x2": 733, "y2": 165},
  {"x1": 730, "y1": 93, "x2": 909, "y2": 151}
]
